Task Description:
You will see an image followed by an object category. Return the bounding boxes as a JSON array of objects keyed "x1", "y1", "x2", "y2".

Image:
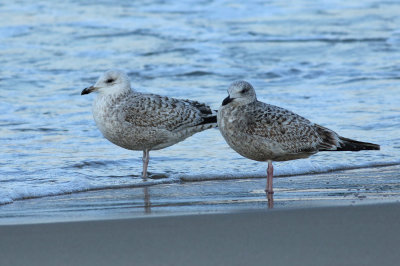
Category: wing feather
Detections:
[
  {"x1": 122, "y1": 93, "x2": 215, "y2": 131},
  {"x1": 240, "y1": 102, "x2": 322, "y2": 153}
]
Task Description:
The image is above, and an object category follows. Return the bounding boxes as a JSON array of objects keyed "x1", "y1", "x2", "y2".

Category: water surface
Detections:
[{"x1": 1, "y1": 0, "x2": 399, "y2": 206}]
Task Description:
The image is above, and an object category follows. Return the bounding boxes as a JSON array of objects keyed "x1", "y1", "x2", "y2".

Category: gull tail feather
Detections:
[
  {"x1": 315, "y1": 124, "x2": 380, "y2": 151},
  {"x1": 337, "y1": 137, "x2": 380, "y2": 151}
]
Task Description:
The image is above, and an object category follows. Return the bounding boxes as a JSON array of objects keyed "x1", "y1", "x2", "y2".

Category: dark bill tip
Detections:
[
  {"x1": 222, "y1": 96, "x2": 233, "y2": 106},
  {"x1": 81, "y1": 86, "x2": 94, "y2": 95}
]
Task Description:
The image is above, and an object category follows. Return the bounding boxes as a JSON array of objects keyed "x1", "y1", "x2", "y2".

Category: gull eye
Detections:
[
  {"x1": 106, "y1": 78, "x2": 115, "y2": 83},
  {"x1": 240, "y1": 88, "x2": 249, "y2": 94}
]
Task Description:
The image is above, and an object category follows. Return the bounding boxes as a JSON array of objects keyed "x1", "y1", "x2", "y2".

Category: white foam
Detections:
[
  {"x1": 0, "y1": 176, "x2": 178, "y2": 205},
  {"x1": 180, "y1": 160, "x2": 400, "y2": 182}
]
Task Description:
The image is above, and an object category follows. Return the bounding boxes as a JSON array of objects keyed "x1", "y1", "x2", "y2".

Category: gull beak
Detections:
[
  {"x1": 81, "y1": 86, "x2": 97, "y2": 95},
  {"x1": 222, "y1": 96, "x2": 234, "y2": 106}
]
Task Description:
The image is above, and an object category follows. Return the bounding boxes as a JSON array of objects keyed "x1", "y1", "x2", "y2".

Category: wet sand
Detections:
[{"x1": 1, "y1": 203, "x2": 400, "y2": 266}]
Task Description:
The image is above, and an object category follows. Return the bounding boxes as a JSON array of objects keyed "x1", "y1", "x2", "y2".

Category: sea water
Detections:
[{"x1": 1, "y1": 0, "x2": 400, "y2": 205}]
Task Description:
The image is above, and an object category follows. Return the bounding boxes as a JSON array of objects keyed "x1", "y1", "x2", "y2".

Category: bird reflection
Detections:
[
  {"x1": 267, "y1": 192, "x2": 274, "y2": 209},
  {"x1": 143, "y1": 186, "x2": 151, "y2": 213}
]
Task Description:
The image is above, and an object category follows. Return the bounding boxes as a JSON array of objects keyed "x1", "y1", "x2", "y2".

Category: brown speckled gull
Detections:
[
  {"x1": 81, "y1": 69, "x2": 217, "y2": 178},
  {"x1": 217, "y1": 81, "x2": 380, "y2": 204}
]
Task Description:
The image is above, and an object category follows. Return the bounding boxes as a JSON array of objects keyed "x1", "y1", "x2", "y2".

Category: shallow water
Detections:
[{"x1": 1, "y1": 0, "x2": 400, "y2": 205}]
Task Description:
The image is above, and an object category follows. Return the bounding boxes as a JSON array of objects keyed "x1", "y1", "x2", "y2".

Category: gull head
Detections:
[
  {"x1": 81, "y1": 69, "x2": 131, "y2": 96},
  {"x1": 221, "y1": 80, "x2": 257, "y2": 106}
]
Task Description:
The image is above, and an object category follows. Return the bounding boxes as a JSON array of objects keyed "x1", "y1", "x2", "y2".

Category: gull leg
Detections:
[
  {"x1": 266, "y1": 160, "x2": 274, "y2": 208},
  {"x1": 142, "y1": 149, "x2": 150, "y2": 179},
  {"x1": 266, "y1": 160, "x2": 274, "y2": 194}
]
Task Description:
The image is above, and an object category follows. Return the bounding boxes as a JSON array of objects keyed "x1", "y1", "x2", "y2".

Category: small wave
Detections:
[
  {"x1": 223, "y1": 35, "x2": 387, "y2": 44},
  {"x1": 335, "y1": 76, "x2": 400, "y2": 85},
  {"x1": 177, "y1": 71, "x2": 215, "y2": 77},
  {"x1": 0, "y1": 121, "x2": 27, "y2": 127},
  {"x1": 256, "y1": 72, "x2": 282, "y2": 79},
  {"x1": 78, "y1": 29, "x2": 152, "y2": 39},
  {"x1": 12, "y1": 127, "x2": 67, "y2": 133},
  {"x1": 141, "y1": 48, "x2": 197, "y2": 57},
  {"x1": 78, "y1": 30, "x2": 194, "y2": 42},
  {"x1": 132, "y1": 70, "x2": 218, "y2": 80},
  {"x1": 0, "y1": 178, "x2": 177, "y2": 206},
  {"x1": 180, "y1": 161, "x2": 400, "y2": 182},
  {"x1": 69, "y1": 160, "x2": 113, "y2": 169}
]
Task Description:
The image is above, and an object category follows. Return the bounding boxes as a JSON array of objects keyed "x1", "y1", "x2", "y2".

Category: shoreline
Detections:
[
  {"x1": 1, "y1": 164, "x2": 400, "y2": 225},
  {"x1": 2, "y1": 162, "x2": 399, "y2": 208}
]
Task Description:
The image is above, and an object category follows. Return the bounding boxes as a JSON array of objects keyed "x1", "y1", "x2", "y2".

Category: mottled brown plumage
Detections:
[{"x1": 217, "y1": 80, "x2": 379, "y2": 199}]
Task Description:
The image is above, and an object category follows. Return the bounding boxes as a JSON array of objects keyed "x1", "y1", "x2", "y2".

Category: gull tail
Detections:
[
  {"x1": 337, "y1": 137, "x2": 380, "y2": 151},
  {"x1": 199, "y1": 115, "x2": 217, "y2": 126},
  {"x1": 315, "y1": 124, "x2": 380, "y2": 151}
]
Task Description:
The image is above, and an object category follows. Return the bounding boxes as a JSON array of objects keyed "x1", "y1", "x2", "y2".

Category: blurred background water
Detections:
[{"x1": 0, "y1": 0, "x2": 399, "y2": 205}]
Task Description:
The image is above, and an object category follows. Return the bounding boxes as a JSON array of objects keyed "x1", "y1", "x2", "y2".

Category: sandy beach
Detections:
[{"x1": 1, "y1": 203, "x2": 400, "y2": 266}]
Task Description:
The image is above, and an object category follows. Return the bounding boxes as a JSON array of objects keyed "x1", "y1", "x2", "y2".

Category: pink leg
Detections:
[
  {"x1": 265, "y1": 160, "x2": 274, "y2": 208},
  {"x1": 266, "y1": 160, "x2": 274, "y2": 194},
  {"x1": 142, "y1": 149, "x2": 150, "y2": 179}
]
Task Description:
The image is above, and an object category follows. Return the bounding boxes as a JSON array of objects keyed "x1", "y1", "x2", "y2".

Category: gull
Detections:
[
  {"x1": 81, "y1": 69, "x2": 217, "y2": 178},
  {"x1": 217, "y1": 81, "x2": 380, "y2": 200}
]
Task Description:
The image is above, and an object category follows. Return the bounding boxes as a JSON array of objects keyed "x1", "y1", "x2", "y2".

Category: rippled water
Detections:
[{"x1": 1, "y1": 0, "x2": 400, "y2": 205}]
